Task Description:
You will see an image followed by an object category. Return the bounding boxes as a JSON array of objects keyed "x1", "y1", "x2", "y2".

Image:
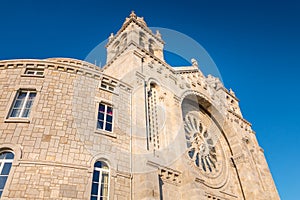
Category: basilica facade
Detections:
[{"x1": 0, "y1": 12, "x2": 279, "y2": 199}]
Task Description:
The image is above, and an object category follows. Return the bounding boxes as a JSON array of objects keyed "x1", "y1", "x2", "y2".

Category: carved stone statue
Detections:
[{"x1": 191, "y1": 58, "x2": 198, "y2": 66}]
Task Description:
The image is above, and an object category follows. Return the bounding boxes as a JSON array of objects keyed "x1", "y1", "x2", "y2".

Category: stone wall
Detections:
[
  {"x1": 0, "y1": 59, "x2": 132, "y2": 199},
  {"x1": 0, "y1": 12, "x2": 280, "y2": 199}
]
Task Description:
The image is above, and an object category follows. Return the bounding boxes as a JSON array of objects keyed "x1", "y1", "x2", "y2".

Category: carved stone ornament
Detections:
[
  {"x1": 184, "y1": 111, "x2": 229, "y2": 188},
  {"x1": 184, "y1": 114, "x2": 219, "y2": 173}
]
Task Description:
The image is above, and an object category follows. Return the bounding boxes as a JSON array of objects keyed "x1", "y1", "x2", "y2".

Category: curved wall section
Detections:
[{"x1": 0, "y1": 59, "x2": 131, "y2": 199}]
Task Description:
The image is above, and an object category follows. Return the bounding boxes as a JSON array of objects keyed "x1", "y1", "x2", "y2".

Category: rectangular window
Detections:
[
  {"x1": 100, "y1": 83, "x2": 115, "y2": 92},
  {"x1": 9, "y1": 90, "x2": 36, "y2": 118},
  {"x1": 100, "y1": 78, "x2": 117, "y2": 92},
  {"x1": 97, "y1": 103, "x2": 113, "y2": 132},
  {"x1": 25, "y1": 69, "x2": 44, "y2": 76}
]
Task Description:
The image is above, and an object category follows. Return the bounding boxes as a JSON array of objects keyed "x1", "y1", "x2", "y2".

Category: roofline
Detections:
[{"x1": 106, "y1": 15, "x2": 165, "y2": 48}]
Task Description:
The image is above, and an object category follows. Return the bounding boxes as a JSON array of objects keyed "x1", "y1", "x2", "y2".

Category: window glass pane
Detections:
[
  {"x1": 90, "y1": 196, "x2": 97, "y2": 200},
  {"x1": 102, "y1": 163, "x2": 108, "y2": 169},
  {"x1": 0, "y1": 153, "x2": 5, "y2": 159},
  {"x1": 29, "y1": 93, "x2": 36, "y2": 99},
  {"x1": 103, "y1": 185, "x2": 109, "y2": 197},
  {"x1": 14, "y1": 100, "x2": 23, "y2": 108},
  {"x1": 106, "y1": 115, "x2": 112, "y2": 123},
  {"x1": 36, "y1": 71, "x2": 44, "y2": 75},
  {"x1": 21, "y1": 109, "x2": 30, "y2": 118},
  {"x1": 95, "y1": 161, "x2": 108, "y2": 169},
  {"x1": 102, "y1": 173, "x2": 109, "y2": 185},
  {"x1": 10, "y1": 109, "x2": 21, "y2": 117},
  {"x1": 0, "y1": 177, "x2": 8, "y2": 190},
  {"x1": 5, "y1": 152, "x2": 14, "y2": 159},
  {"x1": 107, "y1": 107, "x2": 113, "y2": 115},
  {"x1": 1, "y1": 163, "x2": 12, "y2": 175},
  {"x1": 99, "y1": 104, "x2": 105, "y2": 112},
  {"x1": 91, "y1": 183, "x2": 99, "y2": 195},
  {"x1": 100, "y1": 173, "x2": 109, "y2": 198},
  {"x1": 97, "y1": 121, "x2": 104, "y2": 130},
  {"x1": 101, "y1": 83, "x2": 107, "y2": 89},
  {"x1": 18, "y1": 92, "x2": 27, "y2": 99},
  {"x1": 26, "y1": 71, "x2": 35, "y2": 75},
  {"x1": 98, "y1": 113, "x2": 104, "y2": 120},
  {"x1": 92, "y1": 170, "x2": 100, "y2": 182},
  {"x1": 108, "y1": 86, "x2": 114, "y2": 91},
  {"x1": 94, "y1": 161, "x2": 102, "y2": 168},
  {"x1": 25, "y1": 100, "x2": 33, "y2": 108},
  {"x1": 105, "y1": 123, "x2": 112, "y2": 132},
  {"x1": 100, "y1": 183, "x2": 104, "y2": 197}
]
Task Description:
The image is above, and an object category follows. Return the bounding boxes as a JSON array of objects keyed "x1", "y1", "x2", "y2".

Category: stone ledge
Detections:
[
  {"x1": 19, "y1": 160, "x2": 89, "y2": 170},
  {"x1": 4, "y1": 118, "x2": 30, "y2": 123},
  {"x1": 20, "y1": 74, "x2": 45, "y2": 78},
  {"x1": 94, "y1": 130, "x2": 117, "y2": 139},
  {"x1": 147, "y1": 160, "x2": 182, "y2": 185}
]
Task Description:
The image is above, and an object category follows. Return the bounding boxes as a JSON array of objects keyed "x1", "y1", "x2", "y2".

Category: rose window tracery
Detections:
[{"x1": 184, "y1": 113, "x2": 219, "y2": 173}]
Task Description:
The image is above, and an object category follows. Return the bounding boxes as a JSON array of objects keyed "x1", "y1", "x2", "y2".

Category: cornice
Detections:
[
  {"x1": 0, "y1": 58, "x2": 132, "y2": 91},
  {"x1": 174, "y1": 67, "x2": 199, "y2": 74},
  {"x1": 227, "y1": 109, "x2": 251, "y2": 126},
  {"x1": 221, "y1": 87, "x2": 240, "y2": 102}
]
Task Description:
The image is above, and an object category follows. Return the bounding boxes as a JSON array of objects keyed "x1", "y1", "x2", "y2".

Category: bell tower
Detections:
[{"x1": 105, "y1": 11, "x2": 165, "y2": 64}]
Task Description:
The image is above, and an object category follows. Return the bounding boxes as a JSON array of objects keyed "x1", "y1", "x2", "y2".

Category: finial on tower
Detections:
[
  {"x1": 130, "y1": 11, "x2": 137, "y2": 18},
  {"x1": 156, "y1": 30, "x2": 162, "y2": 39},
  {"x1": 191, "y1": 58, "x2": 198, "y2": 67},
  {"x1": 108, "y1": 33, "x2": 114, "y2": 42},
  {"x1": 229, "y1": 88, "x2": 236, "y2": 96}
]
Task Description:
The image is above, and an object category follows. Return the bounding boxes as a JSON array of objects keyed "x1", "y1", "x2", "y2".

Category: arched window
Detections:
[
  {"x1": 147, "y1": 83, "x2": 160, "y2": 150},
  {"x1": 0, "y1": 151, "x2": 14, "y2": 197},
  {"x1": 113, "y1": 41, "x2": 120, "y2": 55},
  {"x1": 148, "y1": 39, "x2": 155, "y2": 54},
  {"x1": 90, "y1": 161, "x2": 110, "y2": 200},
  {"x1": 139, "y1": 32, "x2": 146, "y2": 48},
  {"x1": 120, "y1": 33, "x2": 127, "y2": 46}
]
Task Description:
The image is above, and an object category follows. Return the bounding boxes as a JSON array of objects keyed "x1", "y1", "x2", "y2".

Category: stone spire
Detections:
[{"x1": 130, "y1": 10, "x2": 137, "y2": 19}]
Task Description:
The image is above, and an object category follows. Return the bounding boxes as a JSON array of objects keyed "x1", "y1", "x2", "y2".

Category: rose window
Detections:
[{"x1": 184, "y1": 113, "x2": 218, "y2": 173}]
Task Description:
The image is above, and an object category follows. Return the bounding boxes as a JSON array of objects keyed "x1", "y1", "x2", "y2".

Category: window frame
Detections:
[
  {"x1": 0, "y1": 151, "x2": 14, "y2": 198},
  {"x1": 21, "y1": 68, "x2": 45, "y2": 78},
  {"x1": 100, "y1": 82, "x2": 115, "y2": 92},
  {"x1": 99, "y1": 77, "x2": 118, "y2": 94},
  {"x1": 96, "y1": 103, "x2": 114, "y2": 133},
  {"x1": 90, "y1": 161, "x2": 110, "y2": 200},
  {"x1": 4, "y1": 86, "x2": 41, "y2": 123},
  {"x1": 148, "y1": 39, "x2": 155, "y2": 55},
  {"x1": 139, "y1": 32, "x2": 146, "y2": 48},
  {"x1": 8, "y1": 90, "x2": 37, "y2": 119}
]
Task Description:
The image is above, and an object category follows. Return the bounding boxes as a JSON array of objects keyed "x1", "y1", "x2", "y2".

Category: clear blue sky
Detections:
[{"x1": 1, "y1": 0, "x2": 299, "y2": 199}]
